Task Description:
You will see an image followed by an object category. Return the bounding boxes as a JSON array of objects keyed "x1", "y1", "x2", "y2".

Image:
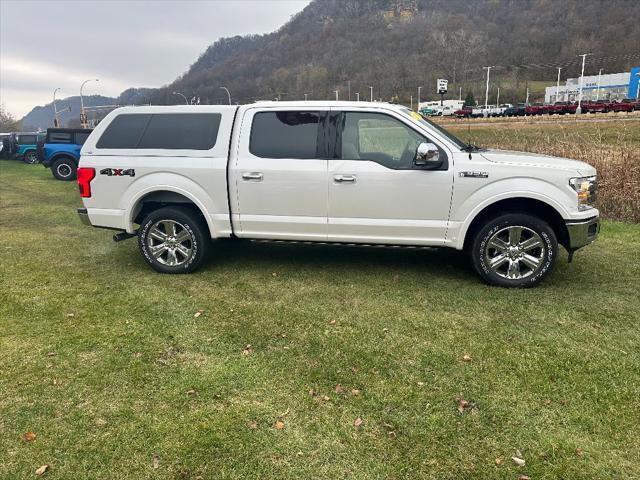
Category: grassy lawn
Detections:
[{"x1": 1, "y1": 159, "x2": 639, "y2": 479}]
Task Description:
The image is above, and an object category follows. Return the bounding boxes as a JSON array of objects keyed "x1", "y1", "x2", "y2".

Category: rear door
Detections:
[{"x1": 230, "y1": 108, "x2": 328, "y2": 240}]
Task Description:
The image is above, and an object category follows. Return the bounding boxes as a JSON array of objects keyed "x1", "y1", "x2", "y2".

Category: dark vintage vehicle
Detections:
[
  {"x1": 38, "y1": 128, "x2": 93, "y2": 180},
  {"x1": 504, "y1": 103, "x2": 526, "y2": 116}
]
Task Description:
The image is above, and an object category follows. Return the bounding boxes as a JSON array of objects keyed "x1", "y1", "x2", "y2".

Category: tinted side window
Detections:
[
  {"x1": 75, "y1": 133, "x2": 90, "y2": 145},
  {"x1": 250, "y1": 111, "x2": 321, "y2": 159},
  {"x1": 19, "y1": 135, "x2": 37, "y2": 144},
  {"x1": 138, "y1": 113, "x2": 220, "y2": 150},
  {"x1": 97, "y1": 114, "x2": 150, "y2": 149},
  {"x1": 49, "y1": 132, "x2": 72, "y2": 144}
]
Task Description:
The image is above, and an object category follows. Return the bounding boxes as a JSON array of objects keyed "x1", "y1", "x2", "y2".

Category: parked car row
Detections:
[
  {"x1": 0, "y1": 132, "x2": 45, "y2": 163},
  {"x1": 453, "y1": 98, "x2": 640, "y2": 118}
]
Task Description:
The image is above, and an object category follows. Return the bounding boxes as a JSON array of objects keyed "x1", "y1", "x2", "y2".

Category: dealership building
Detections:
[{"x1": 545, "y1": 66, "x2": 640, "y2": 103}]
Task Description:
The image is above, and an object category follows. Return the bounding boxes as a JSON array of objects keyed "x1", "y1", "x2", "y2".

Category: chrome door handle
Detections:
[
  {"x1": 242, "y1": 172, "x2": 263, "y2": 181},
  {"x1": 333, "y1": 174, "x2": 356, "y2": 183}
]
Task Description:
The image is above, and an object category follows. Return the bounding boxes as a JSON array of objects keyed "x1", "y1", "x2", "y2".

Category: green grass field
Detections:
[{"x1": 1, "y1": 159, "x2": 639, "y2": 479}]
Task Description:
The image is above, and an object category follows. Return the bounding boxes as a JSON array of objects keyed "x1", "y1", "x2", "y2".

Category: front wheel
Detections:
[
  {"x1": 470, "y1": 213, "x2": 557, "y2": 288},
  {"x1": 23, "y1": 150, "x2": 38, "y2": 164},
  {"x1": 51, "y1": 157, "x2": 77, "y2": 180},
  {"x1": 138, "y1": 206, "x2": 209, "y2": 274}
]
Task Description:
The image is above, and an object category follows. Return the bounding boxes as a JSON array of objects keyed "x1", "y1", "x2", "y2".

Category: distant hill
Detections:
[
  {"x1": 20, "y1": 88, "x2": 155, "y2": 130},
  {"x1": 146, "y1": 0, "x2": 640, "y2": 105},
  {"x1": 20, "y1": 0, "x2": 640, "y2": 125}
]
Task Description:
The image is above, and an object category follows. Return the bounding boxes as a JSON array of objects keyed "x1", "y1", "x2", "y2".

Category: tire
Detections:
[
  {"x1": 51, "y1": 157, "x2": 77, "y2": 181},
  {"x1": 138, "y1": 206, "x2": 209, "y2": 274},
  {"x1": 23, "y1": 150, "x2": 38, "y2": 164},
  {"x1": 470, "y1": 213, "x2": 558, "y2": 288}
]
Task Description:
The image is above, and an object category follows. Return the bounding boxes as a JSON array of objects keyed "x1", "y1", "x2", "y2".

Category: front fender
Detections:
[
  {"x1": 450, "y1": 177, "x2": 572, "y2": 250},
  {"x1": 123, "y1": 173, "x2": 218, "y2": 235}
]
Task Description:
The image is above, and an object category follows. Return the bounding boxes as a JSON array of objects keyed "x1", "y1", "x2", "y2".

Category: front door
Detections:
[
  {"x1": 232, "y1": 109, "x2": 328, "y2": 240},
  {"x1": 328, "y1": 110, "x2": 454, "y2": 245}
]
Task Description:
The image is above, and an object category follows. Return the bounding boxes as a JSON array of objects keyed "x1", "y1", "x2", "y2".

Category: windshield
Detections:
[{"x1": 400, "y1": 107, "x2": 468, "y2": 150}]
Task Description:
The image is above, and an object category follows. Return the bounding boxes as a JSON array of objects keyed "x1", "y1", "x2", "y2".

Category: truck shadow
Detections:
[{"x1": 204, "y1": 239, "x2": 475, "y2": 281}]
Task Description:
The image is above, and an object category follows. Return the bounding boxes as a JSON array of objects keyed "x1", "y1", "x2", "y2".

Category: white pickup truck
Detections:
[{"x1": 77, "y1": 102, "x2": 599, "y2": 287}]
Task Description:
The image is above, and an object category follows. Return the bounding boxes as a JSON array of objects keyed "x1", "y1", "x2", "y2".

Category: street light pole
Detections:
[
  {"x1": 410, "y1": 95, "x2": 413, "y2": 111},
  {"x1": 355, "y1": 92, "x2": 360, "y2": 102},
  {"x1": 53, "y1": 88, "x2": 61, "y2": 127},
  {"x1": 596, "y1": 68, "x2": 603, "y2": 101},
  {"x1": 576, "y1": 53, "x2": 591, "y2": 114},
  {"x1": 556, "y1": 67, "x2": 562, "y2": 102},
  {"x1": 484, "y1": 66, "x2": 495, "y2": 108},
  {"x1": 219, "y1": 86, "x2": 231, "y2": 105},
  {"x1": 172, "y1": 92, "x2": 189, "y2": 105},
  {"x1": 334, "y1": 90, "x2": 339, "y2": 101},
  {"x1": 496, "y1": 87, "x2": 500, "y2": 107},
  {"x1": 417, "y1": 86, "x2": 422, "y2": 112},
  {"x1": 80, "y1": 79, "x2": 99, "y2": 129},
  {"x1": 304, "y1": 93, "x2": 309, "y2": 101},
  {"x1": 369, "y1": 86, "x2": 373, "y2": 102}
]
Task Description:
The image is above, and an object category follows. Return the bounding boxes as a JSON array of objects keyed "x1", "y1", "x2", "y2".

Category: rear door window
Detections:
[
  {"x1": 250, "y1": 111, "x2": 322, "y2": 159},
  {"x1": 19, "y1": 135, "x2": 37, "y2": 144},
  {"x1": 48, "y1": 132, "x2": 73, "y2": 143}
]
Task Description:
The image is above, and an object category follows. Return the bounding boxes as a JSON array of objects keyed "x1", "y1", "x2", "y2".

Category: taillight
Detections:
[{"x1": 77, "y1": 167, "x2": 96, "y2": 198}]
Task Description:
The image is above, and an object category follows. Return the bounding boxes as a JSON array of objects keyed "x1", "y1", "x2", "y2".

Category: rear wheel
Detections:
[
  {"x1": 51, "y1": 157, "x2": 76, "y2": 180},
  {"x1": 470, "y1": 213, "x2": 557, "y2": 288},
  {"x1": 23, "y1": 150, "x2": 38, "y2": 164},
  {"x1": 138, "y1": 206, "x2": 209, "y2": 274}
]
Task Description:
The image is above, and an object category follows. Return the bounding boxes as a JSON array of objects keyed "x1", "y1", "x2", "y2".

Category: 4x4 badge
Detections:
[
  {"x1": 459, "y1": 171, "x2": 488, "y2": 178},
  {"x1": 100, "y1": 168, "x2": 135, "y2": 177}
]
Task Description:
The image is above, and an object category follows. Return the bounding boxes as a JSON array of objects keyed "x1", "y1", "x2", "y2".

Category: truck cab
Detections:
[{"x1": 77, "y1": 102, "x2": 599, "y2": 287}]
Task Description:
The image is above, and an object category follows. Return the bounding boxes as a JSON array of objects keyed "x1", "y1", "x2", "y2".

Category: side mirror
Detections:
[{"x1": 414, "y1": 142, "x2": 442, "y2": 168}]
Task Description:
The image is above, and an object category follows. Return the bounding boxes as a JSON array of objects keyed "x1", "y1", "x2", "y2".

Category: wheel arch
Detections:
[
  {"x1": 50, "y1": 153, "x2": 78, "y2": 164},
  {"x1": 461, "y1": 197, "x2": 570, "y2": 252},
  {"x1": 128, "y1": 188, "x2": 214, "y2": 238}
]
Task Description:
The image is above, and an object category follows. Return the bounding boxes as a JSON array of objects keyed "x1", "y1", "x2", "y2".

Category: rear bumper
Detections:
[
  {"x1": 565, "y1": 216, "x2": 600, "y2": 250},
  {"x1": 77, "y1": 208, "x2": 92, "y2": 226}
]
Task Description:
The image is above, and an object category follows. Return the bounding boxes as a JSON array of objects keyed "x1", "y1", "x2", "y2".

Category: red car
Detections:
[
  {"x1": 584, "y1": 99, "x2": 612, "y2": 113},
  {"x1": 610, "y1": 99, "x2": 638, "y2": 112},
  {"x1": 524, "y1": 103, "x2": 549, "y2": 115},
  {"x1": 454, "y1": 107, "x2": 472, "y2": 118}
]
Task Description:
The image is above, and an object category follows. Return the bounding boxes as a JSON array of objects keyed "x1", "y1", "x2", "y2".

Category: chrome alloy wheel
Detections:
[
  {"x1": 25, "y1": 151, "x2": 38, "y2": 164},
  {"x1": 484, "y1": 226, "x2": 545, "y2": 280},
  {"x1": 146, "y1": 219, "x2": 194, "y2": 266}
]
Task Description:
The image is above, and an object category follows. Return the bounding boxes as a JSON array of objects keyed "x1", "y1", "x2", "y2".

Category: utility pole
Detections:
[
  {"x1": 417, "y1": 86, "x2": 422, "y2": 111},
  {"x1": 355, "y1": 92, "x2": 360, "y2": 102},
  {"x1": 219, "y1": 86, "x2": 231, "y2": 105},
  {"x1": 596, "y1": 68, "x2": 603, "y2": 101},
  {"x1": 80, "y1": 79, "x2": 99, "y2": 129},
  {"x1": 556, "y1": 67, "x2": 562, "y2": 102},
  {"x1": 525, "y1": 87, "x2": 530, "y2": 105},
  {"x1": 576, "y1": 53, "x2": 591, "y2": 114},
  {"x1": 53, "y1": 88, "x2": 60, "y2": 127},
  {"x1": 369, "y1": 86, "x2": 373, "y2": 102},
  {"x1": 484, "y1": 66, "x2": 495, "y2": 108}
]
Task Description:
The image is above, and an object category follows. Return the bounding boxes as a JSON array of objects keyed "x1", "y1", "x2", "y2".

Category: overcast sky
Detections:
[{"x1": 0, "y1": 0, "x2": 310, "y2": 117}]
